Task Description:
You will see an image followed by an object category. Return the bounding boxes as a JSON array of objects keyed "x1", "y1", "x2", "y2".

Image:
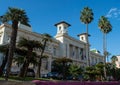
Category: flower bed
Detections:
[{"x1": 32, "y1": 80, "x2": 120, "y2": 85}]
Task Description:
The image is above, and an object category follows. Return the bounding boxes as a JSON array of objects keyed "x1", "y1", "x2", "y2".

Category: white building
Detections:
[
  {"x1": 115, "y1": 55, "x2": 120, "y2": 68},
  {"x1": 0, "y1": 21, "x2": 103, "y2": 75}
]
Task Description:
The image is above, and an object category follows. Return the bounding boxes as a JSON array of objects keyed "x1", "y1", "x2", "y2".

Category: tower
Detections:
[
  {"x1": 77, "y1": 33, "x2": 90, "y2": 43},
  {"x1": 54, "y1": 21, "x2": 71, "y2": 35}
]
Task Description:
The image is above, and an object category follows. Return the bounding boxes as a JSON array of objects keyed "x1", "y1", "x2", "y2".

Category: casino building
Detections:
[{"x1": 0, "y1": 21, "x2": 103, "y2": 75}]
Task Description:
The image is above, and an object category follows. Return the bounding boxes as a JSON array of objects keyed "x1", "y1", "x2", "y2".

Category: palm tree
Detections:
[
  {"x1": 1, "y1": 7, "x2": 30, "y2": 80},
  {"x1": 68, "y1": 64, "x2": 83, "y2": 80},
  {"x1": 37, "y1": 33, "x2": 52, "y2": 78},
  {"x1": 17, "y1": 37, "x2": 42, "y2": 77},
  {"x1": 14, "y1": 48, "x2": 38, "y2": 67},
  {"x1": 80, "y1": 7, "x2": 94, "y2": 66},
  {"x1": 98, "y1": 16, "x2": 112, "y2": 79}
]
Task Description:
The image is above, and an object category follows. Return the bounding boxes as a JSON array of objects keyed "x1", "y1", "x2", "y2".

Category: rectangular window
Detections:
[
  {"x1": 80, "y1": 48, "x2": 84, "y2": 60},
  {"x1": 53, "y1": 47, "x2": 56, "y2": 56}
]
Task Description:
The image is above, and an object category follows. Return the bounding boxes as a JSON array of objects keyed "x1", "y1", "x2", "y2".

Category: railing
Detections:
[{"x1": 32, "y1": 80, "x2": 120, "y2": 85}]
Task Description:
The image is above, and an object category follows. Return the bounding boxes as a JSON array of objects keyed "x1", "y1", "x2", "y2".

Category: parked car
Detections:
[
  {"x1": 47, "y1": 72, "x2": 59, "y2": 79},
  {"x1": 26, "y1": 68, "x2": 35, "y2": 77},
  {"x1": 66, "y1": 75, "x2": 83, "y2": 80},
  {"x1": 10, "y1": 71, "x2": 19, "y2": 76},
  {"x1": 41, "y1": 74, "x2": 48, "y2": 78}
]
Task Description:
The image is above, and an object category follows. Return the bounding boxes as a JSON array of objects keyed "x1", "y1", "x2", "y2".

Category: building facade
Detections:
[{"x1": 0, "y1": 21, "x2": 103, "y2": 75}]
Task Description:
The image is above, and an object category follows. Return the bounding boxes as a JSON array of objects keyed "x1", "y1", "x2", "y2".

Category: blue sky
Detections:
[{"x1": 0, "y1": 0, "x2": 120, "y2": 61}]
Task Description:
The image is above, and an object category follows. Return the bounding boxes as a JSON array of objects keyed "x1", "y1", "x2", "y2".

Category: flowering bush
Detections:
[{"x1": 32, "y1": 80, "x2": 120, "y2": 85}]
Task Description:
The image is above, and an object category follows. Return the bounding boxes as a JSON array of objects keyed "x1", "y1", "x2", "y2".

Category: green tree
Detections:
[
  {"x1": 115, "y1": 68, "x2": 120, "y2": 80},
  {"x1": 95, "y1": 62, "x2": 104, "y2": 80},
  {"x1": 68, "y1": 64, "x2": 83, "y2": 80},
  {"x1": 17, "y1": 37, "x2": 42, "y2": 77},
  {"x1": 105, "y1": 62, "x2": 115, "y2": 79},
  {"x1": 111, "y1": 55, "x2": 118, "y2": 65},
  {"x1": 80, "y1": 7, "x2": 94, "y2": 66},
  {"x1": 37, "y1": 33, "x2": 52, "y2": 78},
  {"x1": 53, "y1": 57, "x2": 72, "y2": 80},
  {"x1": 110, "y1": 55, "x2": 118, "y2": 80},
  {"x1": 98, "y1": 16, "x2": 112, "y2": 79},
  {"x1": 1, "y1": 7, "x2": 30, "y2": 80},
  {"x1": 85, "y1": 66, "x2": 97, "y2": 81}
]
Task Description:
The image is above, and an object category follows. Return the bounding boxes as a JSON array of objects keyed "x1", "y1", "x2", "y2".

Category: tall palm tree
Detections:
[
  {"x1": 37, "y1": 33, "x2": 52, "y2": 78},
  {"x1": 98, "y1": 16, "x2": 112, "y2": 79},
  {"x1": 80, "y1": 7, "x2": 94, "y2": 66},
  {"x1": 17, "y1": 37, "x2": 42, "y2": 77},
  {"x1": 1, "y1": 7, "x2": 30, "y2": 80}
]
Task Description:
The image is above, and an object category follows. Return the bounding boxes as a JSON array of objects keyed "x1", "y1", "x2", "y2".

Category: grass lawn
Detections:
[{"x1": 0, "y1": 76, "x2": 54, "y2": 81}]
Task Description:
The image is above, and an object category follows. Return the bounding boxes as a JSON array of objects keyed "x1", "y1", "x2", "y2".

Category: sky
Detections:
[{"x1": 0, "y1": 0, "x2": 120, "y2": 61}]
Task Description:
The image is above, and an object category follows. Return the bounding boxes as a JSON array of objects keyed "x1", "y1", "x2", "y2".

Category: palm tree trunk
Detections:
[
  {"x1": 0, "y1": 49, "x2": 9, "y2": 76},
  {"x1": 19, "y1": 50, "x2": 32, "y2": 77},
  {"x1": 86, "y1": 24, "x2": 90, "y2": 66},
  {"x1": 36, "y1": 41, "x2": 46, "y2": 78},
  {"x1": 103, "y1": 33, "x2": 107, "y2": 79},
  {"x1": 19, "y1": 60, "x2": 29, "y2": 77},
  {"x1": 5, "y1": 21, "x2": 18, "y2": 80},
  {"x1": 19, "y1": 60, "x2": 27, "y2": 77},
  {"x1": 36, "y1": 58, "x2": 42, "y2": 78},
  {"x1": 62, "y1": 63, "x2": 66, "y2": 80}
]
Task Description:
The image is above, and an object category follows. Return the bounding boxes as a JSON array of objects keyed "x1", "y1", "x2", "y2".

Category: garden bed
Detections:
[{"x1": 32, "y1": 80, "x2": 120, "y2": 85}]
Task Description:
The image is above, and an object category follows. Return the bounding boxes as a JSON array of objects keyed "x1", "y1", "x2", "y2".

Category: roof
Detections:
[
  {"x1": 90, "y1": 49, "x2": 100, "y2": 54},
  {"x1": 77, "y1": 33, "x2": 91, "y2": 37},
  {"x1": 54, "y1": 21, "x2": 71, "y2": 27}
]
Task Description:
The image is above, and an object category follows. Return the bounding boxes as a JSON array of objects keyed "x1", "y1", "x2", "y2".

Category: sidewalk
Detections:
[{"x1": 0, "y1": 80, "x2": 35, "y2": 85}]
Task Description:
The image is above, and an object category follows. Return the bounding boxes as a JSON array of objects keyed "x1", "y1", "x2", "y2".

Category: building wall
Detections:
[{"x1": 116, "y1": 55, "x2": 120, "y2": 68}]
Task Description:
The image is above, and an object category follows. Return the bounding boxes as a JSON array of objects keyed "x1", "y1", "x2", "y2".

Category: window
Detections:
[
  {"x1": 59, "y1": 26, "x2": 61, "y2": 31},
  {"x1": 42, "y1": 58, "x2": 48, "y2": 70},
  {"x1": 80, "y1": 48, "x2": 84, "y2": 60},
  {"x1": 45, "y1": 45, "x2": 49, "y2": 51},
  {"x1": 81, "y1": 37, "x2": 84, "y2": 40},
  {"x1": 53, "y1": 47, "x2": 56, "y2": 56}
]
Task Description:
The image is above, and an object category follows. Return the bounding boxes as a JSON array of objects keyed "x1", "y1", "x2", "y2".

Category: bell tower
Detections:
[
  {"x1": 77, "y1": 33, "x2": 90, "y2": 43},
  {"x1": 54, "y1": 21, "x2": 71, "y2": 35}
]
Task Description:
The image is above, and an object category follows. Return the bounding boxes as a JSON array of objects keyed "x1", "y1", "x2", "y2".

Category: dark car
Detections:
[
  {"x1": 66, "y1": 75, "x2": 83, "y2": 80},
  {"x1": 47, "y1": 72, "x2": 59, "y2": 79},
  {"x1": 26, "y1": 68, "x2": 35, "y2": 77}
]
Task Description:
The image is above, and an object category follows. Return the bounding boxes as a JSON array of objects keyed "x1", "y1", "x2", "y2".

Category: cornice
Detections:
[
  {"x1": 0, "y1": 23, "x2": 59, "y2": 44},
  {"x1": 55, "y1": 33, "x2": 87, "y2": 45}
]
